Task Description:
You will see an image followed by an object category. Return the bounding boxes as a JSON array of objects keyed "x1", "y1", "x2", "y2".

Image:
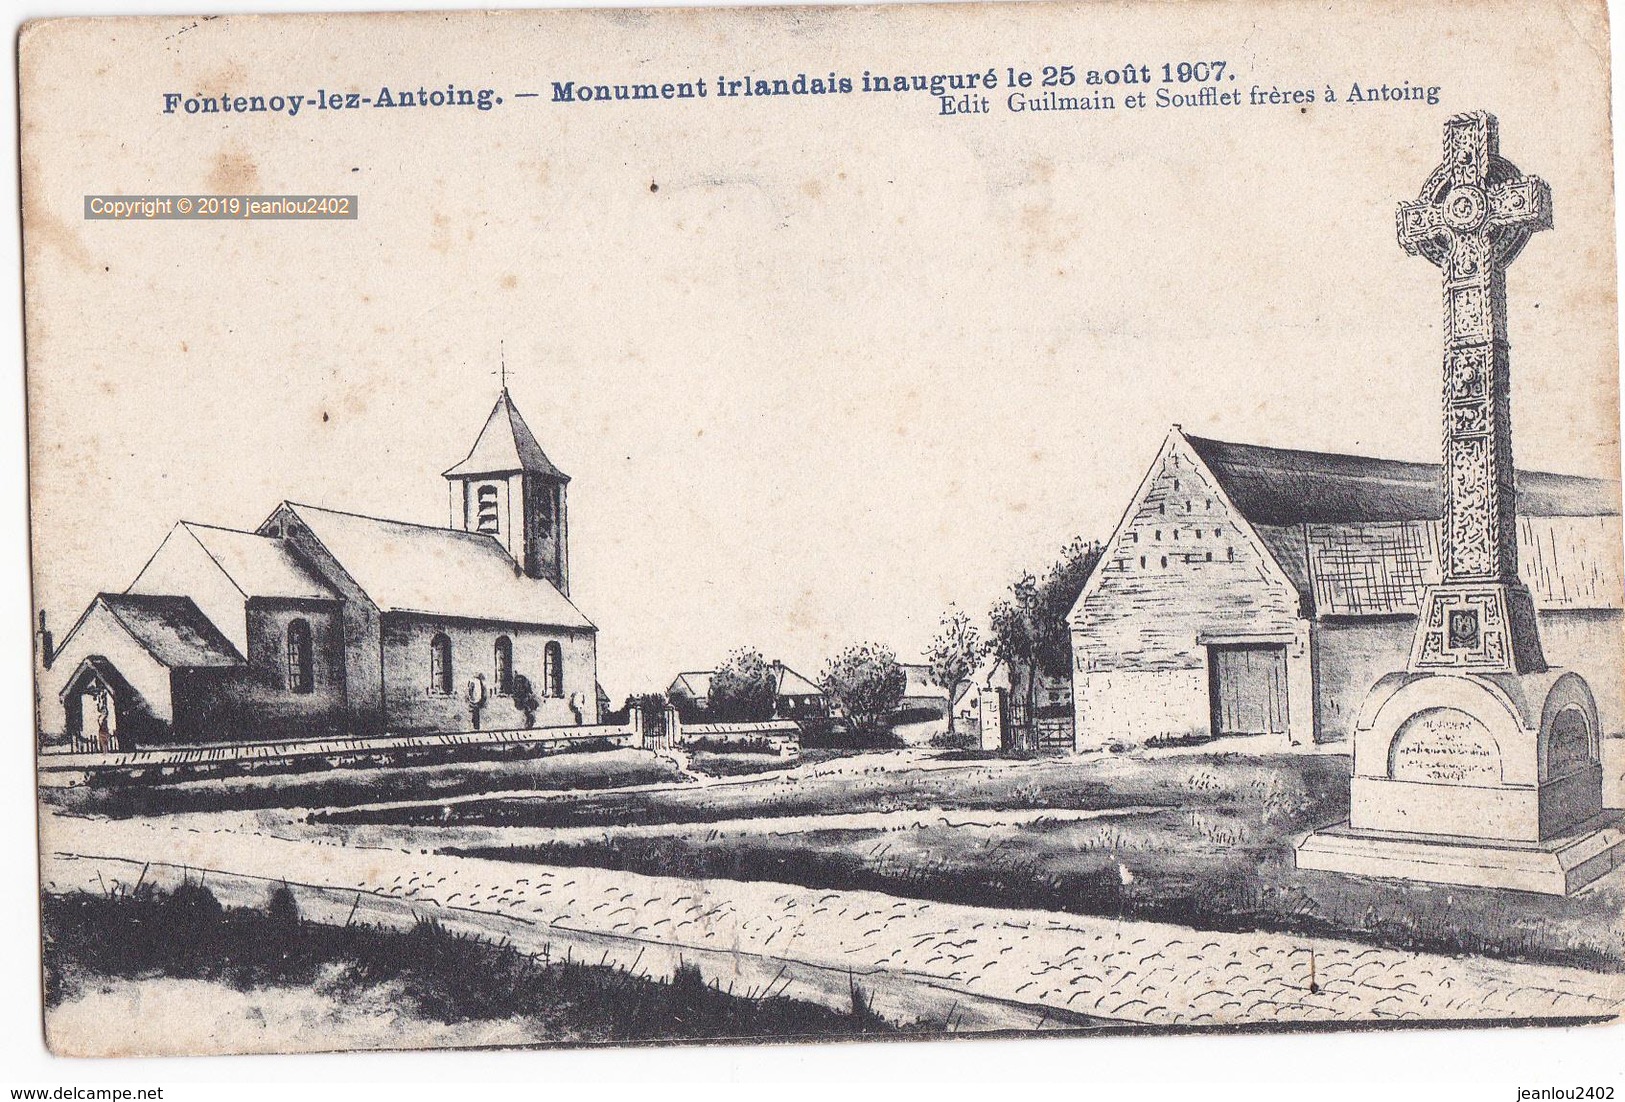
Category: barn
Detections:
[{"x1": 1067, "y1": 427, "x2": 1623, "y2": 750}]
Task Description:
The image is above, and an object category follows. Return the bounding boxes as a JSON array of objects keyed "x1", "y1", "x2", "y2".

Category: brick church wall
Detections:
[
  {"x1": 381, "y1": 614, "x2": 598, "y2": 733},
  {"x1": 264, "y1": 505, "x2": 388, "y2": 737},
  {"x1": 171, "y1": 602, "x2": 349, "y2": 743}
]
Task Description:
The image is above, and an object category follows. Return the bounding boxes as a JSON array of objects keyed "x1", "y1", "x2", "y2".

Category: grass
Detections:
[
  {"x1": 319, "y1": 748, "x2": 1164, "y2": 830},
  {"x1": 380, "y1": 750, "x2": 1625, "y2": 971},
  {"x1": 43, "y1": 881, "x2": 927, "y2": 1046},
  {"x1": 48, "y1": 747, "x2": 684, "y2": 818},
  {"x1": 681, "y1": 736, "x2": 780, "y2": 755}
]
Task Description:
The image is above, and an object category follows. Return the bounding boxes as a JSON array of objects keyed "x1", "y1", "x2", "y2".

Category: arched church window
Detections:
[
  {"x1": 431, "y1": 633, "x2": 453, "y2": 695},
  {"x1": 286, "y1": 619, "x2": 313, "y2": 694},
  {"x1": 544, "y1": 641, "x2": 564, "y2": 698},
  {"x1": 476, "y1": 485, "x2": 499, "y2": 534},
  {"x1": 494, "y1": 635, "x2": 513, "y2": 695},
  {"x1": 539, "y1": 485, "x2": 555, "y2": 537}
]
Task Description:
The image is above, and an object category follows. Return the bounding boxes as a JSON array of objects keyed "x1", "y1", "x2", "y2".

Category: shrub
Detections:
[
  {"x1": 1144, "y1": 729, "x2": 1221, "y2": 750},
  {"x1": 819, "y1": 643, "x2": 906, "y2": 742},
  {"x1": 267, "y1": 883, "x2": 301, "y2": 928},
  {"x1": 510, "y1": 675, "x2": 540, "y2": 728},
  {"x1": 709, "y1": 649, "x2": 778, "y2": 722},
  {"x1": 928, "y1": 728, "x2": 979, "y2": 751}
]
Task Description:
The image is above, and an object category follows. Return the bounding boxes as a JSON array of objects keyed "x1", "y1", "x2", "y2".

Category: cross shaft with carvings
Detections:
[{"x1": 1395, "y1": 111, "x2": 1552, "y2": 672}]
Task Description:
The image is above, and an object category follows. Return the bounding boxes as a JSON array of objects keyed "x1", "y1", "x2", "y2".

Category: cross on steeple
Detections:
[
  {"x1": 1396, "y1": 111, "x2": 1552, "y2": 673},
  {"x1": 498, "y1": 340, "x2": 508, "y2": 393}
]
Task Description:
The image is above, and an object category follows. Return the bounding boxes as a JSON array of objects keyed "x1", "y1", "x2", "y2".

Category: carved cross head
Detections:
[{"x1": 1396, "y1": 111, "x2": 1552, "y2": 278}]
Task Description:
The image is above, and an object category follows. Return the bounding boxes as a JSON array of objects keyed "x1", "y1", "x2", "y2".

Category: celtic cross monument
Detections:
[
  {"x1": 1297, "y1": 112, "x2": 1621, "y2": 895},
  {"x1": 1396, "y1": 111, "x2": 1551, "y2": 674}
]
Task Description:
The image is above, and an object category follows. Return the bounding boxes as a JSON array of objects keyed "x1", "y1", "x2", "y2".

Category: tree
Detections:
[
  {"x1": 708, "y1": 647, "x2": 778, "y2": 721},
  {"x1": 924, "y1": 607, "x2": 983, "y2": 737},
  {"x1": 988, "y1": 537, "x2": 1105, "y2": 750},
  {"x1": 820, "y1": 642, "x2": 907, "y2": 743}
]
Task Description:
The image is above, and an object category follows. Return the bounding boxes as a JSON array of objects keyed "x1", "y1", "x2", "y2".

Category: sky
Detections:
[{"x1": 20, "y1": 2, "x2": 1621, "y2": 698}]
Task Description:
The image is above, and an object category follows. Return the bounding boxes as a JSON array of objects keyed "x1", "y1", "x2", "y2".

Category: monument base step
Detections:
[{"x1": 1295, "y1": 813, "x2": 1625, "y2": 895}]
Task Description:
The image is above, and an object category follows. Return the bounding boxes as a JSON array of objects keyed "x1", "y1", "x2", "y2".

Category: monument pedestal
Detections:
[
  {"x1": 1295, "y1": 668, "x2": 1625, "y2": 895},
  {"x1": 1297, "y1": 814, "x2": 1625, "y2": 896}
]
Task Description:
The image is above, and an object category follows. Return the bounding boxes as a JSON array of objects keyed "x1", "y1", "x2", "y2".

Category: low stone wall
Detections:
[
  {"x1": 36, "y1": 721, "x2": 640, "y2": 786},
  {"x1": 671, "y1": 718, "x2": 801, "y2": 756}
]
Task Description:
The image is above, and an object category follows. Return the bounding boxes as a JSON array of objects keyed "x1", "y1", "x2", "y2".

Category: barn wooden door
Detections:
[{"x1": 1208, "y1": 644, "x2": 1288, "y2": 737}]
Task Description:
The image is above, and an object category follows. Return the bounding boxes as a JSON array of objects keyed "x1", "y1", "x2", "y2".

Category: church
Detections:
[
  {"x1": 36, "y1": 389, "x2": 599, "y2": 751},
  {"x1": 1068, "y1": 426, "x2": 1623, "y2": 750}
]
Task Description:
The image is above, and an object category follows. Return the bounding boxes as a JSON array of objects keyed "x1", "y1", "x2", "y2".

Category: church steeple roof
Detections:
[{"x1": 442, "y1": 389, "x2": 569, "y2": 481}]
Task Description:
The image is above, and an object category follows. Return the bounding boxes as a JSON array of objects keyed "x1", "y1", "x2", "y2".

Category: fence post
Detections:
[{"x1": 664, "y1": 704, "x2": 682, "y2": 750}]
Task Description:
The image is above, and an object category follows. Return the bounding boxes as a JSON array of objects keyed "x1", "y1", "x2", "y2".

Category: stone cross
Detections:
[{"x1": 1396, "y1": 111, "x2": 1552, "y2": 673}]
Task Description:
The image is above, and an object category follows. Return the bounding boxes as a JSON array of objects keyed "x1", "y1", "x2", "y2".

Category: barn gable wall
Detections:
[{"x1": 1071, "y1": 435, "x2": 1312, "y2": 747}]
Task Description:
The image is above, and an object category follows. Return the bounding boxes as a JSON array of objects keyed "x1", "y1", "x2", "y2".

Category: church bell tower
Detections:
[{"x1": 443, "y1": 388, "x2": 571, "y2": 594}]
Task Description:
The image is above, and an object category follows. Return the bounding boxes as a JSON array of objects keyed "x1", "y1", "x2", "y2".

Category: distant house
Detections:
[
  {"x1": 665, "y1": 671, "x2": 715, "y2": 714},
  {"x1": 769, "y1": 661, "x2": 829, "y2": 717},
  {"x1": 666, "y1": 660, "x2": 829, "y2": 719},
  {"x1": 1068, "y1": 426, "x2": 1623, "y2": 751},
  {"x1": 889, "y1": 663, "x2": 952, "y2": 745},
  {"x1": 897, "y1": 664, "x2": 951, "y2": 715}
]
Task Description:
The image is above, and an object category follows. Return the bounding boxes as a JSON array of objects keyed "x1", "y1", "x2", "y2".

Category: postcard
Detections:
[{"x1": 21, "y1": 0, "x2": 1625, "y2": 1058}]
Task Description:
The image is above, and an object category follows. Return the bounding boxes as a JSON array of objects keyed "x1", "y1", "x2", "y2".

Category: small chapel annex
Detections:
[
  {"x1": 36, "y1": 389, "x2": 599, "y2": 751},
  {"x1": 1068, "y1": 427, "x2": 1623, "y2": 751}
]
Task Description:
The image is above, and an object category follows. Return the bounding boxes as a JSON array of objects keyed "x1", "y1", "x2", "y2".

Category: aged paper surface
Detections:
[{"x1": 20, "y1": 0, "x2": 1625, "y2": 1058}]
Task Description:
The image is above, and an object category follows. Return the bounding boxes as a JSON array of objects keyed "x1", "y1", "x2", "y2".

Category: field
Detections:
[
  {"x1": 45, "y1": 746, "x2": 683, "y2": 817},
  {"x1": 37, "y1": 742, "x2": 1625, "y2": 1047},
  {"x1": 315, "y1": 749, "x2": 1625, "y2": 969}
]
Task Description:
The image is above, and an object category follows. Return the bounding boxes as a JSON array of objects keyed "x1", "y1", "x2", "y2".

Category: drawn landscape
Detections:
[{"x1": 28, "y1": 96, "x2": 1625, "y2": 1054}]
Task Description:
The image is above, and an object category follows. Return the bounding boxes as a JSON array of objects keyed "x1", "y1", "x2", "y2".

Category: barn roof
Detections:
[
  {"x1": 442, "y1": 389, "x2": 568, "y2": 481},
  {"x1": 668, "y1": 671, "x2": 714, "y2": 699},
  {"x1": 276, "y1": 502, "x2": 594, "y2": 630},
  {"x1": 771, "y1": 662, "x2": 825, "y2": 697},
  {"x1": 1185, "y1": 433, "x2": 1621, "y2": 525},
  {"x1": 668, "y1": 664, "x2": 826, "y2": 700},
  {"x1": 94, "y1": 593, "x2": 244, "y2": 668}
]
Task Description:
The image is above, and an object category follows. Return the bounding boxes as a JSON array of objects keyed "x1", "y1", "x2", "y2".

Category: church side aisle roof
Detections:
[
  {"x1": 279, "y1": 502, "x2": 594, "y2": 630},
  {"x1": 93, "y1": 593, "x2": 244, "y2": 668},
  {"x1": 176, "y1": 522, "x2": 337, "y2": 601},
  {"x1": 441, "y1": 389, "x2": 569, "y2": 481},
  {"x1": 1185, "y1": 434, "x2": 1621, "y2": 526}
]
